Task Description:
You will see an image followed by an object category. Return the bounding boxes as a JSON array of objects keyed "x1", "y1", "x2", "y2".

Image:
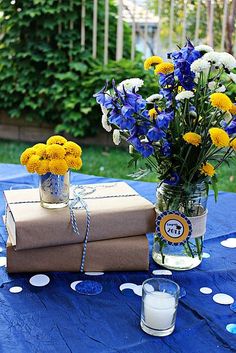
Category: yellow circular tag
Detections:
[{"x1": 156, "y1": 211, "x2": 192, "y2": 245}]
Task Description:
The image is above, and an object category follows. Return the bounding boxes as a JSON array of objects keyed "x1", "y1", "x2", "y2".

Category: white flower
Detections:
[
  {"x1": 208, "y1": 82, "x2": 226, "y2": 92},
  {"x1": 190, "y1": 58, "x2": 210, "y2": 73},
  {"x1": 175, "y1": 91, "x2": 194, "y2": 101},
  {"x1": 216, "y1": 85, "x2": 226, "y2": 93},
  {"x1": 229, "y1": 72, "x2": 236, "y2": 83},
  {"x1": 203, "y1": 52, "x2": 222, "y2": 66},
  {"x1": 224, "y1": 111, "x2": 232, "y2": 124},
  {"x1": 101, "y1": 105, "x2": 108, "y2": 117},
  {"x1": 208, "y1": 81, "x2": 216, "y2": 90},
  {"x1": 219, "y1": 52, "x2": 236, "y2": 71},
  {"x1": 117, "y1": 78, "x2": 144, "y2": 92},
  {"x1": 129, "y1": 145, "x2": 134, "y2": 154},
  {"x1": 195, "y1": 45, "x2": 214, "y2": 53},
  {"x1": 146, "y1": 93, "x2": 163, "y2": 103},
  {"x1": 113, "y1": 129, "x2": 121, "y2": 145}
]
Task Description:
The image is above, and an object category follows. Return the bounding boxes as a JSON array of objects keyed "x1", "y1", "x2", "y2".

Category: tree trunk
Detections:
[{"x1": 226, "y1": 0, "x2": 236, "y2": 54}]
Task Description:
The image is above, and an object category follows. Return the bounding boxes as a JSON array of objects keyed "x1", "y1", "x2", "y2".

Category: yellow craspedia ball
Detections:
[
  {"x1": 229, "y1": 103, "x2": 236, "y2": 115},
  {"x1": 35, "y1": 159, "x2": 49, "y2": 175},
  {"x1": 20, "y1": 147, "x2": 36, "y2": 165},
  {"x1": 26, "y1": 155, "x2": 41, "y2": 173},
  {"x1": 210, "y1": 93, "x2": 232, "y2": 112},
  {"x1": 154, "y1": 62, "x2": 174, "y2": 75},
  {"x1": 64, "y1": 141, "x2": 82, "y2": 157},
  {"x1": 46, "y1": 135, "x2": 67, "y2": 146},
  {"x1": 49, "y1": 159, "x2": 68, "y2": 175},
  {"x1": 209, "y1": 127, "x2": 230, "y2": 147},
  {"x1": 183, "y1": 132, "x2": 202, "y2": 147},
  {"x1": 200, "y1": 163, "x2": 215, "y2": 177},
  {"x1": 34, "y1": 144, "x2": 47, "y2": 158},
  {"x1": 144, "y1": 56, "x2": 163, "y2": 70},
  {"x1": 65, "y1": 154, "x2": 83, "y2": 170},
  {"x1": 230, "y1": 139, "x2": 236, "y2": 151},
  {"x1": 148, "y1": 108, "x2": 158, "y2": 120},
  {"x1": 46, "y1": 144, "x2": 66, "y2": 159}
]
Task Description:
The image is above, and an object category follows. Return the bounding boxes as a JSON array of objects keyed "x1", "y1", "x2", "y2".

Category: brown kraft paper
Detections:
[
  {"x1": 4, "y1": 182, "x2": 155, "y2": 250},
  {"x1": 7, "y1": 235, "x2": 149, "y2": 273}
]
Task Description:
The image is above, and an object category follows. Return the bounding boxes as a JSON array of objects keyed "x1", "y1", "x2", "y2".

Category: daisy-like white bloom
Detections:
[
  {"x1": 229, "y1": 72, "x2": 236, "y2": 83},
  {"x1": 195, "y1": 44, "x2": 214, "y2": 53},
  {"x1": 129, "y1": 145, "x2": 134, "y2": 154},
  {"x1": 219, "y1": 52, "x2": 236, "y2": 71},
  {"x1": 176, "y1": 91, "x2": 194, "y2": 101},
  {"x1": 101, "y1": 106, "x2": 112, "y2": 132},
  {"x1": 203, "y1": 51, "x2": 222, "y2": 66},
  {"x1": 208, "y1": 82, "x2": 226, "y2": 92},
  {"x1": 146, "y1": 93, "x2": 163, "y2": 102},
  {"x1": 224, "y1": 111, "x2": 232, "y2": 124},
  {"x1": 113, "y1": 129, "x2": 121, "y2": 145},
  {"x1": 190, "y1": 58, "x2": 210, "y2": 73},
  {"x1": 117, "y1": 78, "x2": 144, "y2": 92}
]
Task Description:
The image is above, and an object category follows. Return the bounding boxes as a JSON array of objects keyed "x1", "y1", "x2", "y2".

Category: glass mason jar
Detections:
[
  {"x1": 39, "y1": 171, "x2": 70, "y2": 209},
  {"x1": 152, "y1": 182, "x2": 208, "y2": 271}
]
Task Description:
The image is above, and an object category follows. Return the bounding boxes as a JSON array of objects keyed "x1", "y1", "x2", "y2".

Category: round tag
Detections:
[{"x1": 156, "y1": 211, "x2": 192, "y2": 245}]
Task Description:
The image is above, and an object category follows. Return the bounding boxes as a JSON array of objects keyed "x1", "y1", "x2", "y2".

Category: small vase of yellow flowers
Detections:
[{"x1": 20, "y1": 135, "x2": 82, "y2": 209}]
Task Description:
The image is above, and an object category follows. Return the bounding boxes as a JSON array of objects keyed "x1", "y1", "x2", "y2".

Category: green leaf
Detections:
[{"x1": 211, "y1": 175, "x2": 218, "y2": 202}]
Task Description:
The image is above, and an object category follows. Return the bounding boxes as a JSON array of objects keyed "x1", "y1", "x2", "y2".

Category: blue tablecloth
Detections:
[{"x1": 0, "y1": 164, "x2": 235, "y2": 353}]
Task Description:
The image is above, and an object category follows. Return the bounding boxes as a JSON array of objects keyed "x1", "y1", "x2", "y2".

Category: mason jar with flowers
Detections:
[
  {"x1": 94, "y1": 40, "x2": 236, "y2": 271},
  {"x1": 20, "y1": 135, "x2": 82, "y2": 209}
]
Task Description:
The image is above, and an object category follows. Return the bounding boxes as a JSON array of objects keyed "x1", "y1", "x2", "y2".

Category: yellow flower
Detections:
[
  {"x1": 229, "y1": 103, "x2": 236, "y2": 115},
  {"x1": 34, "y1": 144, "x2": 47, "y2": 159},
  {"x1": 148, "y1": 108, "x2": 158, "y2": 120},
  {"x1": 26, "y1": 155, "x2": 41, "y2": 173},
  {"x1": 210, "y1": 93, "x2": 232, "y2": 112},
  {"x1": 65, "y1": 154, "x2": 83, "y2": 170},
  {"x1": 20, "y1": 148, "x2": 36, "y2": 165},
  {"x1": 144, "y1": 56, "x2": 163, "y2": 70},
  {"x1": 200, "y1": 163, "x2": 215, "y2": 177},
  {"x1": 35, "y1": 160, "x2": 49, "y2": 175},
  {"x1": 49, "y1": 159, "x2": 68, "y2": 175},
  {"x1": 230, "y1": 138, "x2": 236, "y2": 151},
  {"x1": 183, "y1": 132, "x2": 202, "y2": 147},
  {"x1": 64, "y1": 141, "x2": 82, "y2": 157},
  {"x1": 46, "y1": 144, "x2": 66, "y2": 159},
  {"x1": 154, "y1": 62, "x2": 174, "y2": 75},
  {"x1": 209, "y1": 127, "x2": 230, "y2": 147},
  {"x1": 46, "y1": 135, "x2": 67, "y2": 146}
]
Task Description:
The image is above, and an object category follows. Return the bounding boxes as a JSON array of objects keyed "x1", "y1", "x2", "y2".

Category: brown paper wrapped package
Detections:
[
  {"x1": 4, "y1": 182, "x2": 155, "y2": 250},
  {"x1": 7, "y1": 235, "x2": 149, "y2": 273}
]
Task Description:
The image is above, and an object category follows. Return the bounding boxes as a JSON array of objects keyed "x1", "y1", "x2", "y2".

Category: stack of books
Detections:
[{"x1": 4, "y1": 182, "x2": 155, "y2": 272}]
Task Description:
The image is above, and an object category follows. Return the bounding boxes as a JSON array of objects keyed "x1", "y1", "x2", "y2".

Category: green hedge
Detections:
[{"x1": 0, "y1": 0, "x2": 156, "y2": 137}]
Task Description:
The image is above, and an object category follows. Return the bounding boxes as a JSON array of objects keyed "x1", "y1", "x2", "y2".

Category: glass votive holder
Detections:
[{"x1": 140, "y1": 278, "x2": 180, "y2": 337}]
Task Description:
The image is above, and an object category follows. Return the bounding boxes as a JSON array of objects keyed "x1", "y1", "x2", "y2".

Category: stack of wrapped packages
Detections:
[{"x1": 4, "y1": 182, "x2": 155, "y2": 273}]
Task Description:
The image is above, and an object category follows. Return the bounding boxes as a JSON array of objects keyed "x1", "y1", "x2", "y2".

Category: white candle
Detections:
[{"x1": 144, "y1": 291, "x2": 176, "y2": 330}]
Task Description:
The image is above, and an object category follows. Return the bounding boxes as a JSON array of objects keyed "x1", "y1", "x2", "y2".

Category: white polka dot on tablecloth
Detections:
[
  {"x1": 70, "y1": 280, "x2": 82, "y2": 291},
  {"x1": 119, "y1": 283, "x2": 137, "y2": 292},
  {"x1": 29, "y1": 274, "x2": 50, "y2": 287},
  {"x1": 9, "y1": 286, "x2": 23, "y2": 294},
  {"x1": 221, "y1": 238, "x2": 236, "y2": 248},
  {"x1": 200, "y1": 287, "x2": 212, "y2": 294},
  {"x1": 226, "y1": 324, "x2": 236, "y2": 334},
  {"x1": 0, "y1": 257, "x2": 6, "y2": 267},
  {"x1": 84, "y1": 272, "x2": 104, "y2": 276},
  {"x1": 133, "y1": 285, "x2": 142, "y2": 297},
  {"x1": 213, "y1": 293, "x2": 234, "y2": 305},
  {"x1": 202, "y1": 252, "x2": 210, "y2": 258},
  {"x1": 152, "y1": 269, "x2": 172, "y2": 276}
]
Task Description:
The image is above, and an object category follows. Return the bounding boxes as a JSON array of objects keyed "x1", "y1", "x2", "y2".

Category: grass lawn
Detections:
[{"x1": 0, "y1": 139, "x2": 235, "y2": 192}]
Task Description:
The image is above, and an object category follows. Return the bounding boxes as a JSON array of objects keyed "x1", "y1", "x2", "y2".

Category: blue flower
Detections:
[
  {"x1": 164, "y1": 172, "x2": 180, "y2": 185},
  {"x1": 109, "y1": 109, "x2": 136, "y2": 130},
  {"x1": 127, "y1": 136, "x2": 154, "y2": 157},
  {"x1": 223, "y1": 119, "x2": 236, "y2": 135},
  {"x1": 147, "y1": 125, "x2": 166, "y2": 142},
  {"x1": 130, "y1": 120, "x2": 151, "y2": 137},
  {"x1": 161, "y1": 140, "x2": 172, "y2": 157},
  {"x1": 93, "y1": 84, "x2": 113, "y2": 108},
  {"x1": 157, "y1": 110, "x2": 174, "y2": 129},
  {"x1": 159, "y1": 73, "x2": 175, "y2": 87},
  {"x1": 169, "y1": 39, "x2": 201, "y2": 90}
]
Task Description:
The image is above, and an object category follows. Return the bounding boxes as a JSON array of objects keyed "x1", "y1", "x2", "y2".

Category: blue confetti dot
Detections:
[
  {"x1": 179, "y1": 287, "x2": 187, "y2": 299},
  {"x1": 226, "y1": 324, "x2": 236, "y2": 334},
  {"x1": 230, "y1": 302, "x2": 236, "y2": 313},
  {"x1": 75, "y1": 280, "x2": 103, "y2": 295}
]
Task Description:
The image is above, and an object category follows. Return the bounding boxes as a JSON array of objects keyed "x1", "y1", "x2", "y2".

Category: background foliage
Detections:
[{"x1": 0, "y1": 0, "x2": 156, "y2": 137}]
